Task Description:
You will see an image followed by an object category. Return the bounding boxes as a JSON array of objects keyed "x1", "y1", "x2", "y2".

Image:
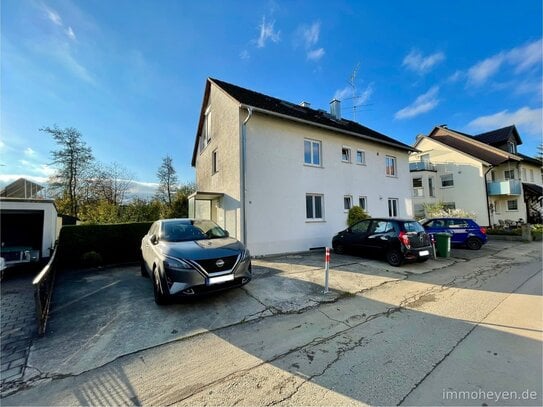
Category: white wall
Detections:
[
  {"x1": 0, "y1": 200, "x2": 58, "y2": 258},
  {"x1": 244, "y1": 113, "x2": 412, "y2": 255}
]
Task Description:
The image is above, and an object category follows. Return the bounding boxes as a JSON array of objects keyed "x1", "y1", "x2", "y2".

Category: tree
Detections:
[
  {"x1": 347, "y1": 206, "x2": 370, "y2": 226},
  {"x1": 155, "y1": 156, "x2": 178, "y2": 207},
  {"x1": 91, "y1": 162, "x2": 134, "y2": 206},
  {"x1": 161, "y1": 182, "x2": 196, "y2": 218},
  {"x1": 42, "y1": 126, "x2": 94, "y2": 217}
]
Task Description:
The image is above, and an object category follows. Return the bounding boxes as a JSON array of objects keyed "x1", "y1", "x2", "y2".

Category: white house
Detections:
[
  {"x1": 410, "y1": 125, "x2": 542, "y2": 226},
  {"x1": 189, "y1": 78, "x2": 415, "y2": 256}
]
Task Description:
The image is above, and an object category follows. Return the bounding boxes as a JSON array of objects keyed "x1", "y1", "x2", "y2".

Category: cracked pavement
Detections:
[{"x1": 2, "y1": 240, "x2": 542, "y2": 405}]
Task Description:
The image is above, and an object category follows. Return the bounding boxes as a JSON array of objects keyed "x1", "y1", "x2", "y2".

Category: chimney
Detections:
[
  {"x1": 300, "y1": 101, "x2": 311, "y2": 108},
  {"x1": 330, "y1": 99, "x2": 341, "y2": 120}
]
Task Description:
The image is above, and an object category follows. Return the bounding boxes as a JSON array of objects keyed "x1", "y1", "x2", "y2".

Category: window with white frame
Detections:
[
  {"x1": 358, "y1": 196, "x2": 367, "y2": 211},
  {"x1": 507, "y1": 199, "x2": 518, "y2": 211},
  {"x1": 341, "y1": 147, "x2": 351, "y2": 163},
  {"x1": 428, "y1": 177, "x2": 435, "y2": 197},
  {"x1": 412, "y1": 177, "x2": 424, "y2": 197},
  {"x1": 441, "y1": 173, "x2": 454, "y2": 187},
  {"x1": 521, "y1": 168, "x2": 527, "y2": 181},
  {"x1": 344, "y1": 195, "x2": 353, "y2": 211},
  {"x1": 388, "y1": 198, "x2": 399, "y2": 217},
  {"x1": 507, "y1": 141, "x2": 516, "y2": 154},
  {"x1": 212, "y1": 150, "x2": 218, "y2": 174},
  {"x1": 306, "y1": 194, "x2": 324, "y2": 220},
  {"x1": 200, "y1": 107, "x2": 212, "y2": 152},
  {"x1": 385, "y1": 156, "x2": 397, "y2": 176},
  {"x1": 529, "y1": 169, "x2": 534, "y2": 182},
  {"x1": 304, "y1": 139, "x2": 321, "y2": 166},
  {"x1": 356, "y1": 150, "x2": 366, "y2": 165},
  {"x1": 504, "y1": 169, "x2": 515, "y2": 180}
]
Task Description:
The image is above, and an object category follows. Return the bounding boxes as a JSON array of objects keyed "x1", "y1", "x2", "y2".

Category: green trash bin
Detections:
[{"x1": 435, "y1": 233, "x2": 451, "y2": 258}]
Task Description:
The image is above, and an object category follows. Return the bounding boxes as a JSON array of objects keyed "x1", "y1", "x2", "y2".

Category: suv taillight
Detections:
[
  {"x1": 480, "y1": 227, "x2": 487, "y2": 234},
  {"x1": 399, "y1": 231, "x2": 411, "y2": 248}
]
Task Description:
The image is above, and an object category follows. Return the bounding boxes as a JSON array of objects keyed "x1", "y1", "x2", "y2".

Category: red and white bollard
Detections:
[{"x1": 324, "y1": 247, "x2": 330, "y2": 293}]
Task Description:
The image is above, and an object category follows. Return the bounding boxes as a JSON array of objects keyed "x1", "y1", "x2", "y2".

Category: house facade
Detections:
[
  {"x1": 189, "y1": 78, "x2": 414, "y2": 256},
  {"x1": 410, "y1": 125, "x2": 542, "y2": 226}
]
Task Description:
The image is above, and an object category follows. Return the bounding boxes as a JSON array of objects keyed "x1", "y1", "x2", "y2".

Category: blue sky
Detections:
[{"x1": 1, "y1": 0, "x2": 542, "y2": 197}]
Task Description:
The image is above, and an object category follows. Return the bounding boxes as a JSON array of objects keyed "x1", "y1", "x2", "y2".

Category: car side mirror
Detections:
[{"x1": 150, "y1": 234, "x2": 158, "y2": 245}]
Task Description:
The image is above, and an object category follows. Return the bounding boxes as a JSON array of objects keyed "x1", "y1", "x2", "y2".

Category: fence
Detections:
[{"x1": 32, "y1": 248, "x2": 58, "y2": 336}]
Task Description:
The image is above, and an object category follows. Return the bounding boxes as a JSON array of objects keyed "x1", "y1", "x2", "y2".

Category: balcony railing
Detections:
[
  {"x1": 487, "y1": 179, "x2": 522, "y2": 196},
  {"x1": 409, "y1": 161, "x2": 436, "y2": 172}
]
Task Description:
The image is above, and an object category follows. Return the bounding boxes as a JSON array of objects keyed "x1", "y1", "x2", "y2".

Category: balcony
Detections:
[
  {"x1": 409, "y1": 161, "x2": 436, "y2": 172},
  {"x1": 487, "y1": 179, "x2": 522, "y2": 196}
]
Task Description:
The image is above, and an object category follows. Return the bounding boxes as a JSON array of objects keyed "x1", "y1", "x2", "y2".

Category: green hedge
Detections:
[{"x1": 56, "y1": 222, "x2": 152, "y2": 268}]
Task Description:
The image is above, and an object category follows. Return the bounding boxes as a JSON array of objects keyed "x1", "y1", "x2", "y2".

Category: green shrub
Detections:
[
  {"x1": 347, "y1": 206, "x2": 370, "y2": 226},
  {"x1": 486, "y1": 228, "x2": 522, "y2": 236},
  {"x1": 56, "y1": 222, "x2": 152, "y2": 268},
  {"x1": 81, "y1": 251, "x2": 103, "y2": 268}
]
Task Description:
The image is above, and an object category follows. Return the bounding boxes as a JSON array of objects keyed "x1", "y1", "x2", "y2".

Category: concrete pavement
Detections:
[{"x1": 2, "y1": 240, "x2": 542, "y2": 405}]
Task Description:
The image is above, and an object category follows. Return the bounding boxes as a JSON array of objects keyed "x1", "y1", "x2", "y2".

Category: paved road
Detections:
[{"x1": 3, "y1": 241, "x2": 542, "y2": 406}]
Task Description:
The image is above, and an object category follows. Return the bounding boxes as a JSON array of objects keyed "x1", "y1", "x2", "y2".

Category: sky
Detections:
[{"x1": 1, "y1": 0, "x2": 542, "y2": 198}]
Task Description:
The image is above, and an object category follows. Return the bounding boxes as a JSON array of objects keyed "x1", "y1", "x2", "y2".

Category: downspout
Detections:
[
  {"x1": 241, "y1": 107, "x2": 253, "y2": 246},
  {"x1": 484, "y1": 165, "x2": 494, "y2": 227}
]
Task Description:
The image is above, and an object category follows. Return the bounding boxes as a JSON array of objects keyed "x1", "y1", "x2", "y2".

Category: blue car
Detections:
[{"x1": 421, "y1": 218, "x2": 487, "y2": 250}]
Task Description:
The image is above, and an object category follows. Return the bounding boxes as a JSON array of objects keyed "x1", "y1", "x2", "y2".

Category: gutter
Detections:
[
  {"x1": 239, "y1": 104, "x2": 415, "y2": 153},
  {"x1": 241, "y1": 106, "x2": 253, "y2": 245}
]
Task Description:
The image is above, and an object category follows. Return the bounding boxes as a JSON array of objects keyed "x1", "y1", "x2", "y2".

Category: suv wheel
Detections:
[
  {"x1": 466, "y1": 237, "x2": 482, "y2": 250},
  {"x1": 386, "y1": 249, "x2": 403, "y2": 267},
  {"x1": 153, "y1": 268, "x2": 169, "y2": 305}
]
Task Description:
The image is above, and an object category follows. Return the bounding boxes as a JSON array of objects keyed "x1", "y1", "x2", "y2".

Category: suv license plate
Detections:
[
  {"x1": 208, "y1": 274, "x2": 234, "y2": 285},
  {"x1": 419, "y1": 250, "x2": 430, "y2": 257}
]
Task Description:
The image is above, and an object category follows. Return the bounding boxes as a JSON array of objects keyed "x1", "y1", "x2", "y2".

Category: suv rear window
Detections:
[{"x1": 402, "y1": 221, "x2": 425, "y2": 233}]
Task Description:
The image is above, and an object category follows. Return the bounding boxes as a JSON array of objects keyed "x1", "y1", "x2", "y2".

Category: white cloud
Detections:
[
  {"x1": 333, "y1": 86, "x2": 353, "y2": 101},
  {"x1": 240, "y1": 50, "x2": 250, "y2": 60},
  {"x1": 307, "y1": 48, "x2": 325, "y2": 61},
  {"x1": 467, "y1": 39, "x2": 543, "y2": 86},
  {"x1": 24, "y1": 147, "x2": 36, "y2": 157},
  {"x1": 66, "y1": 26, "x2": 77, "y2": 41},
  {"x1": 402, "y1": 50, "x2": 445, "y2": 74},
  {"x1": 256, "y1": 16, "x2": 280, "y2": 48},
  {"x1": 395, "y1": 86, "x2": 440, "y2": 120},
  {"x1": 43, "y1": 5, "x2": 62, "y2": 26},
  {"x1": 358, "y1": 83, "x2": 374, "y2": 105},
  {"x1": 468, "y1": 107, "x2": 543, "y2": 136},
  {"x1": 303, "y1": 22, "x2": 320, "y2": 48}
]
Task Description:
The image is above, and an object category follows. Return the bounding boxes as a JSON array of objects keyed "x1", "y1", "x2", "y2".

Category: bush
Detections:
[
  {"x1": 347, "y1": 206, "x2": 370, "y2": 226},
  {"x1": 81, "y1": 251, "x2": 103, "y2": 268},
  {"x1": 423, "y1": 202, "x2": 476, "y2": 219},
  {"x1": 486, "y1": 227, "x2": 522, "y2": 236},
  {"x1": 56, "y1": 222, "x2": 152, "y2": 268},
  {"x1": 532, "y1": 224, "x2": 543, "y2": 241}
]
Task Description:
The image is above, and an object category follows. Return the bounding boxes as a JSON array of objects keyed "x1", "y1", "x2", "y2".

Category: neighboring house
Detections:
[
  {"x1": 410, "y1": 125, "x2": 542, "y2": 226},
  {"x1": 189, "y1": 78, "x2": 415, "y2": 256},
  {"x1": 0, "y1": 178, "x2": 45, "y2": 199}
]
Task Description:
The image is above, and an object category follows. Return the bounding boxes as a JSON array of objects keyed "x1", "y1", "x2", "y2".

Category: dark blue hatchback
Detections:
[{"x1": 421, "y1": 218, "x2": 487, "y2": 250}]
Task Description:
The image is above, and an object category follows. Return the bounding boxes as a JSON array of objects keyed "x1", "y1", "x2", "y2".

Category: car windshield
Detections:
[
  {"x1": 403, "y1": 221, "x2": 425, "y2": 233},
  {"x1": 162, "y1": 220, "x2": 228, "y2": 242}
]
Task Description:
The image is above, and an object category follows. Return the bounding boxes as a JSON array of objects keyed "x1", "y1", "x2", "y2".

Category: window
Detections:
[
  {"x1": 358, "y1": 196, "x2": 367, "y2": 210},
  {"x1": 342, "y1": 147, "x2": 351, "y2": 163},
  {"x1": 521, "y1": 168, "x2": 527, "y2": 181},
  {"x1": 200, "y1": 107, "x2": 212, "y2": 152},
  {"x1": 370, "y1": 220, "x2": 394, "y2": 234},
  {"x1": 507, "y1": 199, "x2": 518, "y2": 211},
  {"x1": 388, "y1": 198, "x2": 399, "y2": 217},
  {"x1": 412, "y1": 177, "x2": 423, "y2": 197},
  {"x1": 304, "y1": 139, "x2": 321, "y2": 166},
  {"x1": 491, "y1": 171, "x2": 496, "y2": 182},
  {"x1": 504, "y1": 169, "x2": 515, "y2": 180},
  {"x1": 507, "y1": 141, "x2": 516, "y2": 154},
  {"x1": 428, "y1": 177, "x2": 435, "y2": 197},
  {"x1": 212, "y1": 150, "x2": 218, "y2": 174},
  {"x1": 530, "y1": 169, "x2": 534, "y2": 182},
  {"x1": 356, "y1": 150, "x2": 366, "y2": 165},
  {"x1": 385, "y1": 156, "x2": 397, "y2": 177},
  {"x1": 441, "y1": 173, "x2": 454, "y2": 187},
  {"x1": 447, "y1": 219, "x2": 469, "y2": 228},
  {"x1": 351, "y1": 219, "x2": 371, "y2": 233},
  {"x1": 344, "y1": 195, "x2": 352, "y2": 211},
  {"x1": 306, "y1": 194, "x2": 324, "y2": 220}
]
